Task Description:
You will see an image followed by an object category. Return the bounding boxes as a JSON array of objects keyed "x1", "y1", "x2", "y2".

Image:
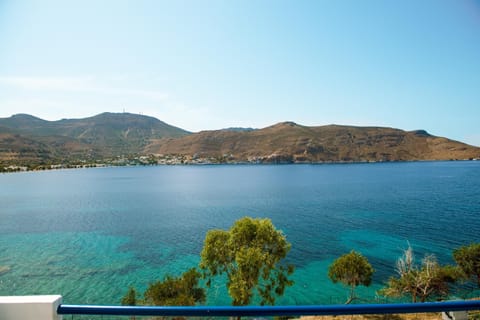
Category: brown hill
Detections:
[
  {"x1": 1, "y1": 114, "x2": 479, "y2": 166},
  {"x1": 146, "y1": 122, "x2": 480, "y2": 163}
]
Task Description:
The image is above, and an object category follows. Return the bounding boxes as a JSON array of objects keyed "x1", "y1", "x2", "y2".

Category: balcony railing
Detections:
[
  {"x1": 1, "y1": 296, "x2": 480, "y2": 320},
  {"x1": 57, "y1": 300, "x2": 480, "y2": 317}
]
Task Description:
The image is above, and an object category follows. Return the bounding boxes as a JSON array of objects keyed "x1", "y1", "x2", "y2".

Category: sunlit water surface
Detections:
[{"x1": 0, "y1": 162, "x2": 479, "y2": 305}]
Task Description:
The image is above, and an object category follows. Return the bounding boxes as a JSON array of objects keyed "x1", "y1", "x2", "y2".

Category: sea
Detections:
[{"x1": 0, "y1": 161, "x2": 479, "y2": 305}]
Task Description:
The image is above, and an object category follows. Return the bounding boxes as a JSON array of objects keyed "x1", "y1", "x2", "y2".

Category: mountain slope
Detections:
[
  {"x1": 0, "y1": 112, "x2": 190, "y2": 158},
  {"x1": 146, "y1": 122, "x2": 480, "y2": 163},
  {"x1": 1, "y1": 114, "x2": 479, "y2": 166}
]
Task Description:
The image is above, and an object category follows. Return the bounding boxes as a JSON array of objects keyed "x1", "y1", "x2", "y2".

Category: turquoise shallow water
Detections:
[{"x1": 0, "y1": 162, "x2": 479, "y2": 305}]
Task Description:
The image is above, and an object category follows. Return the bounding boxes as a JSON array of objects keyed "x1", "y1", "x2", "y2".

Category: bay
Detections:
[{"x1": 0, "y1": 161, "x2": 479, "y2": 305}]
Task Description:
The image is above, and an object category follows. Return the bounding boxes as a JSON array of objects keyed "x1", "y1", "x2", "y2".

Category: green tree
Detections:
[
  {"x1": 453, "y1": 243, "x2": 480, "y2": 287},
  {"x1": 328, "y1": 250, "x2": 374, "y2": 304},
  {"x1": 381, "y1": 245, "x2": 459, "y2": 302},
  {"x1": 199, "y1": 217, "x2": 294, "y2": 306},
  {"x1": 144, "y1": 268, "x2": 206, "y2": 306},
  {"x1": 121, "y1": 287, "x2": 138, "y2": 320},
  {"x1": 121, "y1": 286, "x2": 138, "y2": 306}
]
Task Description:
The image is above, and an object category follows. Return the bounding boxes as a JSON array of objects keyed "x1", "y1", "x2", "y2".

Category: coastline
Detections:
[
  {"x1": 2, "y1": 156, "x2": 479, "y2": 174},
  {"x1": 0, "y1": 154, "x2": 480, "y2": 173}
]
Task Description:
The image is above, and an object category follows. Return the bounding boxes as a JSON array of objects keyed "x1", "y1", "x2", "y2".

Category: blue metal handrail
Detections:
[{"x1": 58, "y1": 300, "x2": 480, "y2": 317}]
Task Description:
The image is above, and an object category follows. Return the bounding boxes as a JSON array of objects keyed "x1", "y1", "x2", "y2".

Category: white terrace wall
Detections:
[{"x1": 0, "y1": 295, "x2": 62, "y2": 320}]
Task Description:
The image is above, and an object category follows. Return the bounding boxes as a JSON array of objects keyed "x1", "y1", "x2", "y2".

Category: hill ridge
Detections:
[
  {"x1": 0, "y1": 112, "x2": 189, "y2": 164},
  {"x1": 1, "y1": 113, "x2": 479, "y2": 167},
  {"x1": 147, "y1": 122, "x2": 480, "y2": 163}
]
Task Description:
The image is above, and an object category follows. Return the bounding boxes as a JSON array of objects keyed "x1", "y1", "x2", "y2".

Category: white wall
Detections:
[{"x1": 0, "y1": 295, "x2": 62, "y2": 320}]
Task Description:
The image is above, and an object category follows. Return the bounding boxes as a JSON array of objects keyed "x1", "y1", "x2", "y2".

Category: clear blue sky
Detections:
[{"x1": 1, "y1": 0, "x2": 479, "y2": 146}]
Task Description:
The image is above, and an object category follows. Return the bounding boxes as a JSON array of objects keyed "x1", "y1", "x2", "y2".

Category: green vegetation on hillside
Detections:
[{"x1": 0, "y1": 112, "x2": 189, "y2": 167}]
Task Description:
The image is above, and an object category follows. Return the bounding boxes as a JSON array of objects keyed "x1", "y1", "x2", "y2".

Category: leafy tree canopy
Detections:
[
  {"x1": 121, "y1": 286, "x2": 138, "y2": 306},
  {"x1": 143, "y1": 268, "x2": 206, "y2": 306},
  {"x1": 328, "y1": 250, "x2": 374, "y2": 304},
  {"x1": 453, "y1": 243, "x2": 480, "y2": 287},
  {"x1": 199, "y1": 217, "x2": 294, "y2": 306},
  {"x1": 380, "y1": 245, "x2": 460, "y2": 302}
]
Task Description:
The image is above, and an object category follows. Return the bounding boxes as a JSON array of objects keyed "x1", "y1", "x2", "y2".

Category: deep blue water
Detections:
[{"x1": 0, "y1": 162, "x2": 479, "y2": 305}]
